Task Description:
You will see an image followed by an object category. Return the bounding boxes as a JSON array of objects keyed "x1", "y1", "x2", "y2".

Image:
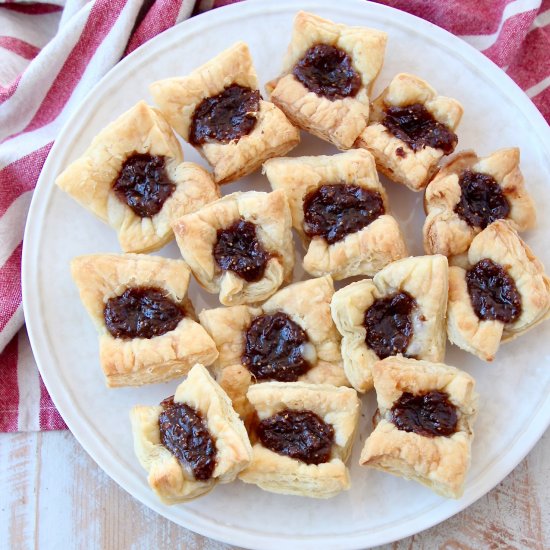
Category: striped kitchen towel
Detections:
[{"x1": 0, "y1": 0, "x2": 549, "y2": 431}]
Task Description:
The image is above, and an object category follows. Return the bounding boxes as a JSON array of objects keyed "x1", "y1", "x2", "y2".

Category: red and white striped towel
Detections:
[{"x1": 1, "y1": 0, "x2": 549, "y2": 432}]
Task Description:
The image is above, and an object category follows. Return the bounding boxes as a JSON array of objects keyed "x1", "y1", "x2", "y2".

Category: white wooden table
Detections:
[{"x1": 2, "y1": 429, "x2": 548, "y2": 549}]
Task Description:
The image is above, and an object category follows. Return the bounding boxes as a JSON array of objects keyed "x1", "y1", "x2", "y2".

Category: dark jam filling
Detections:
[
  {"x1": 113, "y1": 153, "x2": 175, "y2": 218},
  {"x1": 158, "y1": 397, "x2": 216, "y2": 481},
  {"x1": 363, "y1": 292, "x2": 416, "y2": 359},
  {"x1": 242, "y1": 312, "x2": 311, "y2": 382},
  {"x1": 257, "y1": 409, "x2": 334, "y2": 465},
  {"x1": 382, "y1": 103, "x2": 458, "y2": 154},
  {"x1": 391, "y1": 391, "x2": 458, "y2": 438},
  {"x1": 189, "y1": 84, "x2": 260, "y2": 145},
  {"x1": 303, "y1": 184, "x2": 385, "y2": 245},
  {"x1": 454, "y1": 170, "x2": 510, "y2": 229},
  {"x1": 466, "y1": 258, "x2": 522, "y2": 323},
  {"x1": 213, "y1": 219, "x2": 270, "y2": 282},
  {"x1": 103, "y1": 287, "x2": 184, "y2": 339},
  {"x1": 292, "y1": 44, "x2": 361, "y2": 100}
]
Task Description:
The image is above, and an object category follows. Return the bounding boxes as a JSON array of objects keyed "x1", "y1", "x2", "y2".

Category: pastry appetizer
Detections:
[
  {"x1": 264, "y1": 149, "x2": 408, "y2": 279},
  {"x1": 360, "y1": 356, "x2": 477, "y2": 499},
  {"x1": 423, "y1": 148, "x2": 536, "y2": 257},
  {"x1": 150, "y1": 42, "x2": 299, "y2": 184},
  {"x1": 56, "y1": 101, "x2": 219, "y2": 253},
  {"x1": 130, "y1": 363, "x2": 252, "y2": 503},
  {"x1": 199, "y1": 276, "x2": 347, "y2": 420},
  {"x1": 331, "y1": 255, "x2": 448, "y2": 392},
  {"x1": 267, "y1": 11, "x2": 387, "y2": 150},
  {"x1": 447, "y1": 220, "x2": 550, "y2": 361},
  {"x1": 71, "y1": 254, "x2": 218, "y2": 387},
  {"x1": 356, "y1": 73, "x2": 463, "y2": 191},
  {"x1": 172, "y1": 189, "x2": 294, "y2": 306},
  {"x1": 239, "y1": 382, "x2": 360, "y2": 498}
]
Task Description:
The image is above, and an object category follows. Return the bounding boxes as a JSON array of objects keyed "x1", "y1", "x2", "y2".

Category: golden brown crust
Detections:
[
  {"x1": 423, "y1": 148, "x2": 536, "y2": 257},
  {"x1": 168, "y1": 162, "x2": 221, "y2": 224},
  {"x1": 56, "y1": 101, "x2": 219, "y2": 253},
  {"x1": 71, "y1": 253, "x2": 218, "y2": 387},
  {"x1": 238, "y1": 381, "x2": 360, "y2": 498},
  {"x1": 446, "y1": 220, "x2": 550, "y2": 361},
  {"x1": 264, "y1": 149, "x2": 408, "y2": 280},
  {"x1": 331, "y1": 255, "x2": 448, "y2": 392},
  {"x1": 214, "y1": 364, "x2": 255, "y2": 427},
  {"x1": 150, "y1": 42, "x2": 300, "y2": 184},
  {"x1": 303, "y1": 215, "x2": 408, "y2": 280},
  {"x1": 268, "y1": 11, "x2": 387, "y2": 149},
  {"x1": 356, "y1": 73, "x2": 463, "y2": 191},
  {"x1": 359, "y1": 356, "x2": 478, "y2": 499},
  {"x1": 130, "y1": 364, "x2": 252, "y2": 504},
  {"x1": 172, "y1": 189, "x2": 294, "y2": 306},
  {"x1": 199, "y1": 276, "x2": 348, "y2": 420}
]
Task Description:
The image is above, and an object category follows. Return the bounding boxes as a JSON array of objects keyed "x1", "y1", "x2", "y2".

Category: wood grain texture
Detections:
[{"x1": 1, "y1": 430, "x2": 548, "y2": 549}]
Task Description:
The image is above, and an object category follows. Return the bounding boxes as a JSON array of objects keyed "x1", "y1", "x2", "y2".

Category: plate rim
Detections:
[{"x1": 22, "y1": 0, "x2": 550, "y2": 548}]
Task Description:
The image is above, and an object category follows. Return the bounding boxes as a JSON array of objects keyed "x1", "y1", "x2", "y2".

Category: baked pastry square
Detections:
[
  {"x1": 267, "y1": 11, "x2": 387, "y2": 150},
  {"x1": 331, "y1": 255, "x2": 448, "y2": 393},
  {"x1": 130, "y1": 363, "x2": 252, "y2": 504},
  {"x1": 150, "y1": 42, "x2": 300, "y2": 184},
  {"x1": 199, "y1": 276, "x2": 348, "y2": 420},
  {"x1": 360, "y1": 356, "x2": 477, "y2": 499},
  {"x1": 56, "y1": 101, "x2": 220, "y2": 253},
  {"x1": 172, "y1": 189, "x2": 294, "y2": 306},
  {"x1": 423, "y1": 148, "x2": 536, "y2": 257},
  {"x1": 239, "y1": 382, "x2": 360, "y2": 498},
  {"x1": 447, "y1": 220, "x2": 550, "y2": 362},
  {"x1": 264, "y1": 149, "x2": 408, "y2": 279},
  {"x1": 356, "y1": 73, "x2": 463, "y2": 191},
  {"x1": 71, "y1": 253, "x2": 218, "y2": 387}
]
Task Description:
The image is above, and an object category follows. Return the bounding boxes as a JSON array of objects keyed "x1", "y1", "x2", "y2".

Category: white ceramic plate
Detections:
[{"x1": 23, "y1": 0, "x2": 550, "y2": 548}]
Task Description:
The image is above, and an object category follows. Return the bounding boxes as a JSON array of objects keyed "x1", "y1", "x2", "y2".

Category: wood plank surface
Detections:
[{"x1": 1, "y1": 430, "x2": 548, "y2": 549}]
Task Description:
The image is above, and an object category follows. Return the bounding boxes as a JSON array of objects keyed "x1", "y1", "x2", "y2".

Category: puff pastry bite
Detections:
[
  {"x1": 356, "y1": 73, "x2": 463, "y2": 191},
  {"x1": 56, "y1": 101, "x2": 220, "y2": 253},
  {"x1": 423, "y1": 148, "x2": 536, "y2": 257},
  {"x1": 267, "y1": 11, "x2": 387, "y2": 150},
  {"x1": 150, "y1": 42, "x2": 299, "y2": 184},
  {"x1": 71, "y1": 253, "x2": 218, "y2": 387},
  {"x1": 172, "y1": 189, "x2": 294, "y2": 306},
  {"x1": 360, "y1": 356, "x2": 477, "y2": 499},
  {"x1": 447, "y1": 220, "x2": 550, "y2": 362},
  {"x1": 331, "y1": 255, "x2": 448, "y2": 393},
  {"x1": 239, "y1": 382, "x2": 360, "y2": 498},
  {"x1": 264, "y1": 149, "x2": 408, "y2": 279},
  {"x1": 199, "y1": 276, "x2": 348, "y2": 421},
  {"x1": 130, "y1": 363, "x2": 252, "y2": 504}
]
